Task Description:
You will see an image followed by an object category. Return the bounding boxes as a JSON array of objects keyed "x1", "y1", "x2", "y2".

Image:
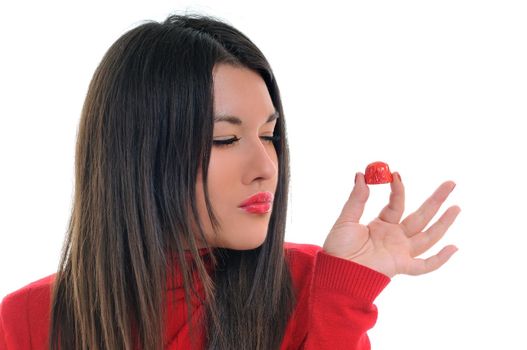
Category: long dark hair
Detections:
[{"x1": 49, "y1": 12, "x2": 295, "y2": 350}]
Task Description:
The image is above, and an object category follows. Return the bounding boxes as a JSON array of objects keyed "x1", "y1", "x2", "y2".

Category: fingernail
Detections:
[
  {"x1": 354, "y1": 172, "x2": 359, "y2": 184},
  {"x1": 396, "y1": 173, "x2": 401, "y2": 182}
]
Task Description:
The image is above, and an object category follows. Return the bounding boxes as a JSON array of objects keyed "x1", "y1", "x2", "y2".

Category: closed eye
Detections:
[
  {"x1": 212, "y1": 136, "x2": 240, "y2": 147},
  {"x1": 212, "y1": 135, "x2": 280, "y2": 148}
]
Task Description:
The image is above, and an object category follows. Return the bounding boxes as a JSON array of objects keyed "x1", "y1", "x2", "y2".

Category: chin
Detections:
[{"x1": 221, "y1": 236, "x2": 267, "y2": 251}]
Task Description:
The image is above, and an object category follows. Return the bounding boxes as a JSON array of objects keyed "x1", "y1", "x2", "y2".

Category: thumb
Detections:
[{"x1": 334, "y1": 172, "x2": 370, "y2": 224}]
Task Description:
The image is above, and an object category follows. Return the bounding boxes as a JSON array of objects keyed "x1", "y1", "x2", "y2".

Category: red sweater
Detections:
[{"x1": 0, "y1": 242, "x2": 390, "y2": 349}]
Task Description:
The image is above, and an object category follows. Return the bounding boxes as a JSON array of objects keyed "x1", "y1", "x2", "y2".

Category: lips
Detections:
[{"x1": 239, "y1": 191, "x2": 274, "y2": 208}]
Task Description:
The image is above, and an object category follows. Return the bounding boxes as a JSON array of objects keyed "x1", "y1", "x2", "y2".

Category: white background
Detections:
[{"x1": 1, "y1": 1, "x2": 526, "y2": 349}]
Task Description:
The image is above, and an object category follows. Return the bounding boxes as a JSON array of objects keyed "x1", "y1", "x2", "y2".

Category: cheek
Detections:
[{"x1": 206, "y1": 151, "x2": 239, "y2": 207}]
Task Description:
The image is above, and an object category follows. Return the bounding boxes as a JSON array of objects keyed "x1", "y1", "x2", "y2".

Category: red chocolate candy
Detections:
[{"x1": 364, "y1": 161, "x2": 393, "y2": 184}]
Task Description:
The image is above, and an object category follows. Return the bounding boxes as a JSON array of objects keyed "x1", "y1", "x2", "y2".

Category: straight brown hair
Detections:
[{"x1": 49, "y1": 13, "x2": 296, "y2": 350}]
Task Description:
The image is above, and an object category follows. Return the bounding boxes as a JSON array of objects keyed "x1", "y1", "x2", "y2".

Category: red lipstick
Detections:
[{"x1": 239, "y1": 191, "x2": 274, "y2": 214}]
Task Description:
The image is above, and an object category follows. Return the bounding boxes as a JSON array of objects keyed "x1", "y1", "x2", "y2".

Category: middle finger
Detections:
[{"x1": 400, "y1": 180, "x2": 456, "y2": 236}]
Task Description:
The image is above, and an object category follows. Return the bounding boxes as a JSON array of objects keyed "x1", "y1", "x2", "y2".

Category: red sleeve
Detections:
[
  {"x1": 0, "y1": 289, "x2": 33, "y2": 350},
  {"x1": 301, "y1": 250, "x2": 390, "y2": 350},
  {"x1": 0, "y1": 275, "x2": 54, "y2": 350},
  {"x1": 0, "y1": 303, "x2": 7, "y2": 350}
]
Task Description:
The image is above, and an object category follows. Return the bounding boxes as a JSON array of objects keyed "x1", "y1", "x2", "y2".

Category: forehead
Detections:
[{"x1": 212, "y1": 64, "x2": 276, "y2": 125}]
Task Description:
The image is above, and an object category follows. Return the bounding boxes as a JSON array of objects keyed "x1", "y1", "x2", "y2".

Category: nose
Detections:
[{"x1": 241, "y1": 137, "x2": 278, "y2": 185}]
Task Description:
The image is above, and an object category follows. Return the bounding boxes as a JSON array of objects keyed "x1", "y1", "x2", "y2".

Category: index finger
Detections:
[{"x1": 377, "y1": 172, "x2": 405, "y2": 224}]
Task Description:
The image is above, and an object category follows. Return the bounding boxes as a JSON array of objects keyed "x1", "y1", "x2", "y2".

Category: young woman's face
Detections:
[{"x1": 194, "y1": 63, "x2": 279, "y2": 250}]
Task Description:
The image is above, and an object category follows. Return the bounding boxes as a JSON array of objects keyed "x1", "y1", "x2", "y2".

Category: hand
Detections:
[{"x1": 322, "y1": 172, "x2": 461, "y2": 278}]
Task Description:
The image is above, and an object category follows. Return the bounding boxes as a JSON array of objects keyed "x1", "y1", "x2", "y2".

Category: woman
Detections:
[{"x1": 0, "y1": 13, "x2": 461, "y2": 350}]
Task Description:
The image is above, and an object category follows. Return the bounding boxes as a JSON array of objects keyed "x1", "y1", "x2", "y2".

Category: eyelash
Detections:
[{"x1": 212, "y1": 135, "x2": 281, "y2": 148}]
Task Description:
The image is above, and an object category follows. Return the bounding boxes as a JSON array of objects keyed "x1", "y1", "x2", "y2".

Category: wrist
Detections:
[
  {"x1": 321, "y1": 247, "x2": 396, "y2": 278},
  {"x1": 346, "y1": 254, "x2": 395, "y2": 278}
]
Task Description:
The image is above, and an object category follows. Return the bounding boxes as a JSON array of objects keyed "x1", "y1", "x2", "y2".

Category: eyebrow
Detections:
[{"x1": 213, "y1": 111, "x2": 279, "y2": 125}]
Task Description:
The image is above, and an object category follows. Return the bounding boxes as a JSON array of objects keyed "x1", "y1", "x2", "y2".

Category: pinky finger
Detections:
[{"x1": 406, "y1": 245, "x2": 459, "y2": 276}]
